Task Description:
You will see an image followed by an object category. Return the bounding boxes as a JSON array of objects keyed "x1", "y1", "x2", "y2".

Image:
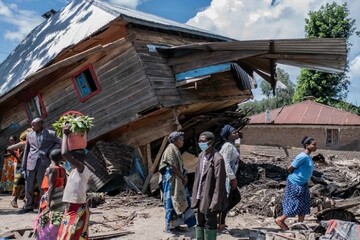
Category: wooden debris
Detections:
[
  {"x1": 87, "y1": 192, "x2": 106, "y2": 208},
  {"x1": 0, "y1": 228, "x2": 34, "y2": 239},
  {"x1": 142, "y1": 136, "x2": 167, "y2": 193},
  {"x1": 89, "y1": 230, "x2": 134, "y2": 239},
  {"x1": 236, "y1": 156, "x2": 360, "y2": 219}
]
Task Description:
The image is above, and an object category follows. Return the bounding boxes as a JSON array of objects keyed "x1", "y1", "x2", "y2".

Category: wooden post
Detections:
[
  {"x1": 138, "y1": 146, "x2": 147, "y2": 170},
  {"x1": 146, "y1": 143, "x2": 152, "y2": 172},
  {"x1": 141, "y1": 136, "x2": 168, "y2": 193}
]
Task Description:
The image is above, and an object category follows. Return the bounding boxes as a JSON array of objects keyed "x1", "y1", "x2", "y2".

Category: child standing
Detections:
[
  {"x1": 57, "y1": 125, "x2": 92, "y2": 240},
  {"x1": 35, "y1": 149, "x2": 66, "y2": 240}
]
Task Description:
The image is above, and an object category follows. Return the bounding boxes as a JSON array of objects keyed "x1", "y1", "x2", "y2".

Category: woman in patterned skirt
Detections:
[
  {"x1": 275, "y1": 136, "x2": 317, "y2": 230},
  {"x1": 1, "y1": 136, "x2": 18, "y2": 193},
  {"x1": 57, "y1": 125, "x2": 92, "y2": 240}
]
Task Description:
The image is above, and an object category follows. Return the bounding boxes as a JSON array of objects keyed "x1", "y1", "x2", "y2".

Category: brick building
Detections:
[{"x1": 242, "y1": 100, "x2": 360, "y2": 151}]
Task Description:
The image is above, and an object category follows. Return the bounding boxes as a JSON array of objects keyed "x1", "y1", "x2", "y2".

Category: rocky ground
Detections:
[
  {"x1": 1, "y1": 154, "x2": 359, "y2": 239},
  {"x1": 0, "y1": 193, "x2": 305, "y2": 240}
]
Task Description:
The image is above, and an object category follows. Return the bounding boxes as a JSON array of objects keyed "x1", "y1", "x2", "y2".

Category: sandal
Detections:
[
  {"x1": 173, "y1": 226, "x2": 188, "y2": 232},
  {"x1": 274, "y1": 219, "x2": 289, "y2": 231},
  {"x1": 11, "y1": 199, "x2": 18, "y2": 208}
]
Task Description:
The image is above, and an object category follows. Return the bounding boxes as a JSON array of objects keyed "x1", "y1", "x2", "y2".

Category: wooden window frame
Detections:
[
  {"x1": 71, "y1": 64, "x2": 101, "y2": 102},
  {"x1": 325, "y1": 128, "x2": 339, "y2": 146},
  {"x1": 22, "y1": 94, "x2": 47, "y2": 123}
]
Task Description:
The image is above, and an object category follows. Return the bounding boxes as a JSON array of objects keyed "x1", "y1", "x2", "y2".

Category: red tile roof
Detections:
[{"x1": 248, "y1": 100, "x2": 360, "y2": 125}]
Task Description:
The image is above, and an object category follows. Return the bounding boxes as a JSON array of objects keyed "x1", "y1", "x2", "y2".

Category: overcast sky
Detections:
[{"x1": 0, "y1": 0, "x2": 359, "y2": 105}]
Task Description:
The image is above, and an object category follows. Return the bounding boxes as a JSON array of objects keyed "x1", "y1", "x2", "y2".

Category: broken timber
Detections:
[{"x1": 142, "y1": 136, "x2": 168, "y2": 193}]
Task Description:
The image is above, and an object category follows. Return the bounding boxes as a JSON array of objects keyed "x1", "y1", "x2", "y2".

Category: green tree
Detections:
[
  {"x1": 293, "y1": 2, "x2": 356, "y2": 104},
  {"x1": 241, "y1": 68, "x2": 295, "y2": 115}
]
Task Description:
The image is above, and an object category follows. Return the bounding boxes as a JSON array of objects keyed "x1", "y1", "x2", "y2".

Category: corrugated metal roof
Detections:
[
  {"x1": 0, "y1": 0, "x2": 230, "y2": 99},
  {"x1": 248, "y1": 100, "x2": 360, "y2": 126}
]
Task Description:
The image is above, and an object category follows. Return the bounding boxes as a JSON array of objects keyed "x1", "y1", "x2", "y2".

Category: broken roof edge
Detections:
[
  {"x1": 92, "y1": 0, "x2": 233, "y2": 42},
  {"x1": 121, "y1": 15, "x2": 233, "y2": 41}
]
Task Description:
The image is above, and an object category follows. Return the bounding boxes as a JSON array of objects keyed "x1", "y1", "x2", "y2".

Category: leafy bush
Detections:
[{"x1": 52, "y1": 113, "x2": 94, "y2": 137}]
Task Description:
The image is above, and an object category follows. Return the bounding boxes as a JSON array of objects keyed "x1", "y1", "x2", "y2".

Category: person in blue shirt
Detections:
[{"x1": 275, "y1": 136, "x2": 317, "y2": 230}]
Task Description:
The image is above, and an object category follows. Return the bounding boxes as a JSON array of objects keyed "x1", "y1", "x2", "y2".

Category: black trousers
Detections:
[
  {"x1": 219, "y1": 189, "x2": 241, "y2": 225},
  {"x1": 197, "y1": 209, "x2": 217, "y2": 230}
]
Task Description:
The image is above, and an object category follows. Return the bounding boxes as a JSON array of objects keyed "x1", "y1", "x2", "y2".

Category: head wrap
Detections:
[
  {"x1": 199, "y1": 131, "x2": 215, "y2": 141},
  {"x1": 301, "y1": 136, "x2": 314, "y2": 149},
  {"x1": 220, "y1": 125, "x2": 236, "y2": 140},
  {"x1": 168, "y1": 131, "x2": 184, "y2": 143},
  {"x1": 19, "y1": 128, "x2": 33, "y2": 141}
]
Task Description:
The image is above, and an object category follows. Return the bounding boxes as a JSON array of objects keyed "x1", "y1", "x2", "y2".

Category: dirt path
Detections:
[{"x1": 0, "y1": 193, "x2": 289, "y2": 239}]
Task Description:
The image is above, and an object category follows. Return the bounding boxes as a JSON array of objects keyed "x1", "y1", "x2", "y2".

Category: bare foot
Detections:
[
  {"x1": 275, "y1": 219, "x2": 289, "y2": 231},
  {"x1": 218, "y1": 224, "x2": 227, "y2": 231}
]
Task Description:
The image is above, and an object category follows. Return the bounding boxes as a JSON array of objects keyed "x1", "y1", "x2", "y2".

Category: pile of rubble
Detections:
[
  {"x1": 231, "y1": 153, "x2": 360, "y2": 239},
  {"x1": 235, "y1": 154, "x2": 360, "y2": 217}
]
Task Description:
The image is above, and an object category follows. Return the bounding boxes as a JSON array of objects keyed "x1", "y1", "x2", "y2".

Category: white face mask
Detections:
[{"x1": 198, "y1": 141, "x2": 210, "y2": 152}]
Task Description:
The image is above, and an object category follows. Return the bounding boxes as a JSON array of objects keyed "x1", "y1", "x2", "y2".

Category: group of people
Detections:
[
  {"x1": 1, "y1": 118, "x2": 318, "y2": 240},
  {"x1": 159, "y1": 125, "x2": 242, "y2": 240},
  {"x1": 159, "y1": 126, "x2": 317, "y2": 240},
  {"x1": 1, "y1": 118, "x2": 92, "y2": 240}
]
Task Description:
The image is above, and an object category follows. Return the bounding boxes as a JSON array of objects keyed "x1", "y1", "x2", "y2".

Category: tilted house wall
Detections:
[
  {"x1": 0, "y1": 0, "x2": 253, "y2": 150},
  {"x1": 0, "y1": 0, "x2": 348, "y2": 186}
]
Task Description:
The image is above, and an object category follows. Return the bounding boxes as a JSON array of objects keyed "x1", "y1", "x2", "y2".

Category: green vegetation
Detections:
[
  {"x1": 52, "y1": 113, "x2": 94, "y2": 137},
  {"x1": 293, "y1": 2, "x2": 356, "y2": 105}
]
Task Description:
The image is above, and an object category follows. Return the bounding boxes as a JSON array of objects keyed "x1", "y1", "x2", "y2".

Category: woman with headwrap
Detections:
[
  {"x1": 275, "y1": 136, "x2": 317, "y2": 230},
  {"x1": 158, "y1": 131, "x2": 196, "y2": 233},
  {"x1": 8, "y1": 128, "x2": 32, "y2": 208},
  {"x1": 218, "y1": 125, "x2": 241, "y2": 231}
]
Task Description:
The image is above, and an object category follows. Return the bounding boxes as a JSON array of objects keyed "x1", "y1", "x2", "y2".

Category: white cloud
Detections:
[
  {"x1": 349, "y1": 56, "x2": 360, "y2": 79},
  {"x1": 0, "y1": 1, "x2": 11, "y2": 17},
  {"x1": 0, "y1": 0, "x2": 43, "y2": 41},
  {"x1": 107, "y1": 0, "x2": 145, "y2": 9},
  {"x1": 187, "y1": 0, "x2": 360, "y2": 105}
]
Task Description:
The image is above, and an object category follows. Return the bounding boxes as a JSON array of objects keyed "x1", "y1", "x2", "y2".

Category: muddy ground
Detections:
[{"x1": 0, "y1": 193, "x2": 313, "y2": 240}]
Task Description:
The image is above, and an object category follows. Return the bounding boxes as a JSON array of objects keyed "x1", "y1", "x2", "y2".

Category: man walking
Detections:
[{"x1": 19, "y1": 118, "x2": 61, "y2": 214}]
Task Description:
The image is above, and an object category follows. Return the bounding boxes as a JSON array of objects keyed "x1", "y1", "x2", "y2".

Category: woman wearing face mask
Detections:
[
  {"x1": 191, "y1": 131, "x2": 227, "y2": 240},
  {"x1": 275, "y1": 136, "x2": 317, "y2": 230},
  {"x1": 158, "y1": 131, "x2": 196, "y2": 233},
  {"x1": 218, "y1": 125, "x2": 241, "y2": 231}
]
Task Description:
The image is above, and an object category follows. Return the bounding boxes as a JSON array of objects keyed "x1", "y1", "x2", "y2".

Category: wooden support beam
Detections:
[
  {"x1": 142, "y1": 136, "x2": 168, "y2": 193},
  {"x1": 138, "y1": 146, "x2": 147, "y2": 170},
  {"x1": 146, "y1": 143, "x2": 152, "y2": 172}
]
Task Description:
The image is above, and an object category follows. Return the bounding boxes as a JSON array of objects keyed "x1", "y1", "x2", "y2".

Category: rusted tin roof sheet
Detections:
[{"x1": 248, "y1": 100, "x2": 360, "y2": 126}]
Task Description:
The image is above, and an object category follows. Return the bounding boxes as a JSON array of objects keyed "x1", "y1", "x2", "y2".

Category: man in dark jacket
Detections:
[
  {"x1": 19, "y1": 118, "x2": 61, "y2": 213},
  {"x1": 191, "y1": 131, "x2": 227, "y2": 240}
]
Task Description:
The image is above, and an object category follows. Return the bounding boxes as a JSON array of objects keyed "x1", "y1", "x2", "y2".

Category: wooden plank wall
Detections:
[
  {"x1": 129, "y1": 28, "x2": 204, "y2": 108},
  {"x1": 115, "y1": 108, "x2": 180, "y2": 147},
  {"x1": 129, "y1": 27, "x2": 252, "y2": 111},
  {"x1": 0, "y1": 42, "x2": 159, "y2": 150}
]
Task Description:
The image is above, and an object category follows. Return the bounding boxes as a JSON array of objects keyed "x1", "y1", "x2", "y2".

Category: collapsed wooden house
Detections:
[{"x1": 0, "y1": 0, "x2": 347, "y2": 192}]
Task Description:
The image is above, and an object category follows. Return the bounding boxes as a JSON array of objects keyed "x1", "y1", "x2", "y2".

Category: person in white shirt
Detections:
[
  {"x1": 218, "y1": 125, "x2": 241, "y2": 231},
  {"x1": 57, "y1": 125, "x2": 91, "y2": 240}
]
